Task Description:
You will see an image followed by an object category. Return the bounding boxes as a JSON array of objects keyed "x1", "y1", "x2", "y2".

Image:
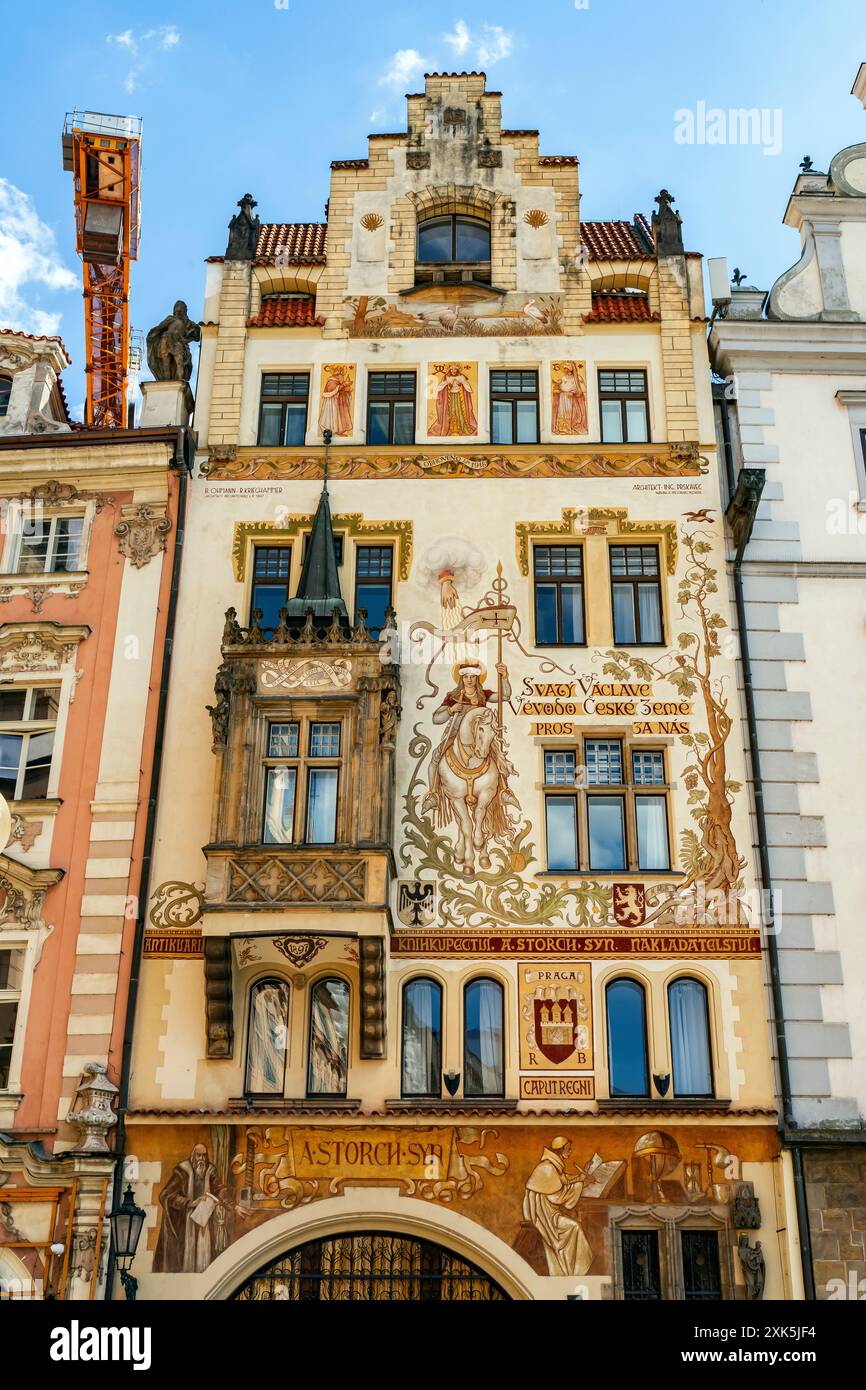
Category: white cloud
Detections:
[
  {"x1": 105, "y1": 24, "x2": 181, "y2": 92},
  {"x1": 0, "y1": 179, "x2": 77, "y2": 337},
  {"x1": 476, "y1": 24, "x2": 513, "y2": 65},
  {"x1": 379, "y1": 48, "x2": 431, "y2": 91},
  {"x1": 444, "y1": 20, "x2": 472, "y2": 56},
  {"x1": 442, "y1": 19, "x2": 514, "y2": 67}
]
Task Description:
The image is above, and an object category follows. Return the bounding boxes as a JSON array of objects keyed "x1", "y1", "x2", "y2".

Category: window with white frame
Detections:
[
  {"x1": 0, "y1": 947, "x2": 24, "y2": 1089},
  {"x1": 6, "y1": 512, "x2": 85, "y2": 575},
  {"x1": 0, "y1": 686, "x2": 59, "y2": 801}
]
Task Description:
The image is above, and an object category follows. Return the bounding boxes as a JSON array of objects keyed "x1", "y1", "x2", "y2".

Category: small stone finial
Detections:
[
  {"x1": 651, "y1": 189, "x2": 684, "y2": 256},
  {"x1": 732, "y1": 267, "x2": 747, "y2": 287},
  {"x1": 145, "y1": 301, "x2": 201, "y2": 383},
  {"x1": 66, "y1": 1063, "x2": 119, "y2": 1154},
  {"x1": 800, "y1": 155, "x2": 814, "y2": 172},
  {"x1": 225, "y1": 193, "x2": 261, "y2": 261}
]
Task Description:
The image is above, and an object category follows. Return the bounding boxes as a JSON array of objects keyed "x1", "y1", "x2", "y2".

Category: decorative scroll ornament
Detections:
[
  {"x1": 261, "y1": 657, "x2": 353, "y2": 691},
  {"x1": 148, "y1": 880, "x2": 205, "y2": 930},
  {"x1": 115, "y1": 504, "x2": 172, "y2": 568},
  {"x1": 271, "y1": 935, "x2": 328, "y2": 967}
]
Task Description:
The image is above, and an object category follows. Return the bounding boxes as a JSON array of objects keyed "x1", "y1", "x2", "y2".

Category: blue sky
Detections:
[{"x1": 1, "y1": 0, "x2": 864, "y2": 415}]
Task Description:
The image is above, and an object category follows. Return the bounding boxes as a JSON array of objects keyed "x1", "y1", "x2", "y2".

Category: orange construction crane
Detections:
[{"x1": 62, "y1": 111, "x2": 142, "y2": 429}]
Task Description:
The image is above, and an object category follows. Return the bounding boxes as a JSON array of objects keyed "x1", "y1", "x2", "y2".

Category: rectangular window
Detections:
[
  {"x1": 545, "y1": 795, "x2": 578, "y2": 872},
  {"x1": 354, "y1": 545, "x2": 393, "y2": 637},
  {"x1": 621, "y1": 1230, "x2": 662, "y2": 1301},
  {"x1": 599, "y1": 369, "x2": 649, "y2": 443},
  {"x1": 250, "y1": 546, "x2": 292, "y2": 631},
  {"x1": 534, "y1": 545, "x2": 585, "y2": 646},
  {"x1": 611, "y1": 545, "x2": 663, "y2": 645},
  {"x1": 681, "y1": 1231, "x2": 722, "y2": 1301},
  {"x1": 367, "y1": 372, "x2": 416, "y2": 446},
  {"x1": 490, "y1": 370, "x2": 539, "y2": 444},
  {"x1": 0, "y1": 687, "x2": 59, "y2": 802},
  {"x1": 262, "y1": 718, "x2": 342, "y2": 846},
  {"x1": 588, "y1": 795, "x2": 626, "y2": 872},
  {"x1": 0, "y1": 947, "x2": 23, "y2": 1090},
  {"x1": 258, "y1": 373, "x2": 310, "y2": 447},
  {"x1": 544, "y1": 740, "x2": 669, "y2": 874},
  {"x1": 13, "y1": 514, "x2": 84, "y2": 575}
]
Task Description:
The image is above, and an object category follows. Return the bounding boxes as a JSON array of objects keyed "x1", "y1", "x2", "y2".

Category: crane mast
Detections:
[{"x1": 62, "y1": 111, "x2": 142, "y2": 429}]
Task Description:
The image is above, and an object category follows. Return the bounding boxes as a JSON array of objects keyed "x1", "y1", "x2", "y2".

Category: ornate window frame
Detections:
[
  {"x1": 836, "y1": 389, "x2": 866, "y2": 507},
  {"x1": 0, "y1": 853, "x2": 63, "y2": 1114},
  {"x1": 0, "y1": 488, "x2": 99, "y2": 604}
]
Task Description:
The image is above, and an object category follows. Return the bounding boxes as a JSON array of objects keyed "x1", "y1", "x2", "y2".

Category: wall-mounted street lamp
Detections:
[{"x1": 109, "y1": 1185, "x2": 146, "y2": 1301}]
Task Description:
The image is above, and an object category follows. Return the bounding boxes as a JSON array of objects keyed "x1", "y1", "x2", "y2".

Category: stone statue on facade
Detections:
[
  {"x1": 652, "y1": 188, "x2": 684, "y2": 256},
  {"x1": 225, "y1": 193, "x2": 261, "y2": 261},
  {"x1": 146, "y1": 301, "x2": 201, "y2": 383},
  {"x1": 738, "y1": 1236, "x2": 766, "y2": 1300}
]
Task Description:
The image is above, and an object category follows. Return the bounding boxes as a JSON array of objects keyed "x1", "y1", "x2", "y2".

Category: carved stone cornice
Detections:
[
  {"x1": 0, "y1": 852, "x2": 63, "y2": 932},
  {"x1": 114, "y1": 503, "x2": 172, "y2": 568},
  {"x1": 0, "y1": 621, "x2": 90, "y2": 675}
]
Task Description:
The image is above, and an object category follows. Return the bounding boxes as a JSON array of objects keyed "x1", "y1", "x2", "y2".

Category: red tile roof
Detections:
[
  {"x1": 0, "y1": 326, "x2": 71, "y2": 362},
  {"x1": 248, "y1": 296, "x2": 323, "y2": 329},
  {"x1": 255, "y1": 223, "x2": 327, "y2": 264},
  {"x1": 584, "y1": 294, "x2": 659, "y2": 323},
  {"x1": 538, "y1": 155, "x2": 578, "y2": 166},
  {"x1": 581, "y1": 217, "x2": 654, "y2": 260}
]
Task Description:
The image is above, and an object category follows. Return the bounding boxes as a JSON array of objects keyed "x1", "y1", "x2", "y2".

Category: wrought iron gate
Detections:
[{"x1": 232, "y1": 1231, "x2": 509, "y2": 1301}]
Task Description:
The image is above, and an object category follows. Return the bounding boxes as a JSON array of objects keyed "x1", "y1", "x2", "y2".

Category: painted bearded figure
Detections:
[
  {"x1": 153, "y1": 1143, "x2": 234, "y2": 1275},
  {"x1": 422, "y1": 660, "x2": 519, "y2": 873}
]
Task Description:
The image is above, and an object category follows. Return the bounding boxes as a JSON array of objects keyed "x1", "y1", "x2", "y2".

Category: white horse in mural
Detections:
[{"x1": 426, "y1": 705, "x2": 518, "y2": 875}]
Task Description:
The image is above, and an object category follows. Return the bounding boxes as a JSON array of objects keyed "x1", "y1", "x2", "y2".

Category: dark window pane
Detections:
[
  {"x1": 245, "y1": 979, "x2": 290, "y2": 1095},
  {"x1": 455, "y1": 218, "x2": 490, "y2": 262},
  {"x1": 22, "y1": 731, "x2": 54, "y2": 799},
  {"x1": 682, "y1": 1230, "x2": 722, "y2": 1300},
  {"x1": 367, "y1": 402, "x2": 391, "y2": 445},
  {"x1": 417, "y1": 218, "x2": 454, "y2": 262},
  {"x1": 0, "y1": 949, "x2": 24, "y2": 992},
  {"x1": 32, "y1": 688, "x2": 59, "y2": 722},
  {"x1": 0, "y1": 378, "x2": 10, "y2": 418},
  {"x1": 392, "y1": 402, "x2": 415, "y2": 445},
  {"x1": 0, "y1": 1001, "x2": 18, "y2": 1089},
  {"x1": 464, "y1": 979, "x2": 504, "y2": 1097},
  {"x1": 259, "y1": 403, "x2": 283, "y2": 447},
  {"x1": 546, "y1": 796, "x2": 578, "y2": 871},
  {"x1": 612, "y1": 584, "x2": 637, "y2": 643},
  {"x1": 516, "y1": 399, "x2": 538, "y2": 443},
  {"x1": 252, "y1": 583, "x2": 290, "y2": 632},
  {"x1": 306, "y1": 768, "x2": 338, "y2": 842},
  {"x1": 560, "y1": 585, "x2": 584, "y2": 644},
  {"x1": 0, "y1": 733, "x2": 22, "y2": 799},
  {"x1": 402, "y1": 979, "x2": 442, "y2": 1097},
  {"x1": 0, "y1": 691, "x2": 27, "y2": 721},
  {"x1": 263, "y1": 767, "x2": 296, "y2": 844},
  {"x1": 355, "y1": 583, "x2": 390, "y2": 637},
  {"x1": 54, "y1": 517, "x2": 83, "y2": 571},
  {"x1": 670, "y1": 979, "x2": 713, "y2": 1097},
  {"x1": 17, "y1": 519, "x2": 50, "y2": 574},
  {"x1": 622, "y1": 1230, "x2": 661, "y2": 1300},
  {"x1": 310, "y1": 723, "x2": 340, "y2": 758},
  {"x1": 308, "y1": 978, "x2": 349, "y2": 1096},
  {"x1": 356, "y1": 547, "x2": 392, "y2": 578},
  {"x1": 607, "y1": 979, "x2": 649, "y2": 1097},
  {"x1": 588, "y1": 796, "x2": 626, "y2": 871},
  {"x1": 636, "y1": 796, "x2": 670, "y2": 871},
  {"x1": 283, "y1": 403, "x2": 307, "y2": 446},
  {"x1": 535, "y1": 584, "x2": 559, "y2": 644},
  {"x1": 268, "y1": 722, "x2": 299, "y2": 758}
]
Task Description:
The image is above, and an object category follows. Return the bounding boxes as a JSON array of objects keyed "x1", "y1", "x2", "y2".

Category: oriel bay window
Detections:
[
  {"x1": 543, "y1": 740, "x2": 671, "y2": 874},
  {"x1": 599, "y1": 369, "x2": 649, "y2": 443},
  {"x1": 490, "y1": 370, "x2": 539, "y2": 444},
  {"x1": 258, "y1": 372, "x2": 310, "y2": 447},
  {"x1": 307, "y1": 977, "x2": 350, "y2": 1097},
  {"x1": 464, "y1": 978, "x2": 504, "y2": 1098},
  {"x1": 401, "y1": 978, "x2": 442, "y2": 1098},
  {"x1": 534, "y1": 545, "x2": 585, "y2": 646},
  {"x1": 263, "y1": 717, "x2": 342, "y2": 846},
  {"x1": 611, "y1": 545, "x2": 664, "y2": 645},
  {"x1": 367, "y1": 372, "x2": 416, "y2": 445},
  {"x1": 0, "y1": 686, "x2": 59, "y2": 802}
]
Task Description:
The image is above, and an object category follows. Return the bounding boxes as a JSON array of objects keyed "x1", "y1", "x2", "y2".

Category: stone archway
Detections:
[{"x1": 230, "y1": 1230, "x2": 510, "y2": 1301}]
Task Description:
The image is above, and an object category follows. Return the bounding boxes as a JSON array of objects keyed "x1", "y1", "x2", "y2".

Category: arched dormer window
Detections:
[
  {"x1": 416, "y1": 215, "x2": 491, "y2": 286},
  {"x1": 0, "y1": 377, "x2": 11, "y2": 418},
  {"x1": 307, "y1": 977, "x2": 350, "y2": 1097},
  {"x1": 244, "y1": 977, "x2": 290, "y2": 1096}
]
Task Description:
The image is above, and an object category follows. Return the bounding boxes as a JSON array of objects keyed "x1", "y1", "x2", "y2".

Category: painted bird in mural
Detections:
[{"x1": 684, "y1": 509, "x2": 715, "y2": 522}]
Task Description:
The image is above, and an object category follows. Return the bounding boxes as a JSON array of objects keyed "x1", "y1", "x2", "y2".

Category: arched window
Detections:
[
  {"x1": 0, "y1": 376, "x2": 11, "y2": 418},
  {"x1": 669, "y1": 978, "x2": 713, "y2": 1097},
  {"x1": 606, "y1": 978, "x2": 649, "y2": 1097},
  {"x1": 307, "y1": 977, "x2": 350, "y2": 1097},
  {"x1": 417, "y1": 215, "x2": 491, "y2": 266},
  {"x1": 244, "y1": 977, "x2": 290, "y2": 1095},
  {"x1": 464, "y1": 978, "x2": 504, "y2": 1098},
  {"x1": 401, "y1": 978, "x2": 442, "y2": 1098}
]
